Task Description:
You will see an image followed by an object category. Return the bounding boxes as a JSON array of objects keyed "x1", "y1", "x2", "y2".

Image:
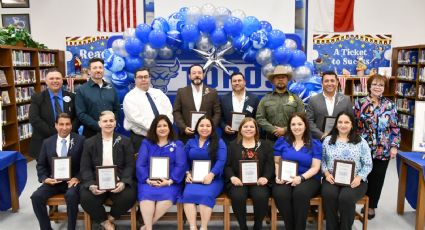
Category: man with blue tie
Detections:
[
  {"x1": 31, "y1": 113, "x2": 85, "y2": 230},
  {"x1": 220, "y1": 72, "x2": 259, "y2": 143},
  {"x1": 29, "y1": 69, "x2": 78, "y2": 160}
]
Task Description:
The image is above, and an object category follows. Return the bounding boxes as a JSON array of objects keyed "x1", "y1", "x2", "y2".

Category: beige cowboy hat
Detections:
[{"x1": 267, "y1": 65, "x2": 293, "y2": 82}]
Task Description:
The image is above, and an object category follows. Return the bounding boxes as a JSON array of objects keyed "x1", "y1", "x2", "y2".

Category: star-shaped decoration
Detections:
[
  {"x1": 192, "y1": 45, "x2": 234, "y2": 75},
  {"x1": 100, "y1": 41, "x2": 105, "y2": 46},
  {"x1": 338, "y1": 44, "x2": 343, "y2": 48}
]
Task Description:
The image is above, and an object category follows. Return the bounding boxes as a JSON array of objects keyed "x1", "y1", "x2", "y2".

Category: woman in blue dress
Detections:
[
  {"x1": 272, "y1": 112, "x2": 322, "y2": 230},
  {"x1": 136, "y1": 115, "x2": 186, "y2": 230},
  {"x1": 180, "y1": 115, "x2": 227, "y2": 230}
]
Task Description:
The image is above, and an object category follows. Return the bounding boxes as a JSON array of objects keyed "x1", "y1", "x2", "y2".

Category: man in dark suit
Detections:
[
  {"x1": 173, "y1": 64, "x2": 221, "y2": 142},
  {"x1": 306, "y1": 70, "x2": 354, "y2": 140},
  {"x1": 31, "y1": 113, "x2": 85, "y2": 230},
  {"x1": 29, "y1": 69, "x2": 78, "y2": 160},
  {"x1": 220, "y1": 72, "x2": 259, "y2": 143}
]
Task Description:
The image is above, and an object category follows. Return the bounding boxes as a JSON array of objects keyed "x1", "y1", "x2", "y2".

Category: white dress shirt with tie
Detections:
[{"x1": 56, "y1": 134, "x2": 70, "y2": 157}]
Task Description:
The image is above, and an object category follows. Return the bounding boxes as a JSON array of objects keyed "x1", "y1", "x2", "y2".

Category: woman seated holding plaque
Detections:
[
  {"x1": 224, "y1": 117, "x2": 274, "y2": 230},
  {"x1": 136, "y1": 115, "x2": 186, "y2": 230},
  {"x1": 272, "y1": 113, "x2": 322, "y2": 230},
  {"x1": 179, "y1": 115, "x2": 227, "y2": 230},
  {"x1": 80, "y1": 111, "x2": 136, "y2": 230},
  {"x1": 321, "y1": 112, "x2": 372, "y2": 230}
]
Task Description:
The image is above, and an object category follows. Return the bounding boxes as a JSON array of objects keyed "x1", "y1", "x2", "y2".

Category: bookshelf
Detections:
[
  {"x1": 0, "y1": 45, "x2": 65, "y2": 159},
  {"x1": 392, "y1": 45, "x2": 425, "y2": 151},
  {"x1": 337, "y1": 75, "x2": 396, "y2": 100}
]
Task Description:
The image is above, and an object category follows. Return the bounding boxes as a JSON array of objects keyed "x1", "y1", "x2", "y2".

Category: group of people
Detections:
[{"x1": 29, "y1": 57, "x2": 400, "y2": 230}]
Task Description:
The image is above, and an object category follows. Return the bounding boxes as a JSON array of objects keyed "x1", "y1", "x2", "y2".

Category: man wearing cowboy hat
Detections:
[{"x1": 256, "y1": 65, "x2": 305, "y2": 142}]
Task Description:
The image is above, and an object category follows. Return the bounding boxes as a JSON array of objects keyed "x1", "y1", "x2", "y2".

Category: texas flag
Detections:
[{"x1": 314, "y1": 0, "x2": 355, "y2": 32}]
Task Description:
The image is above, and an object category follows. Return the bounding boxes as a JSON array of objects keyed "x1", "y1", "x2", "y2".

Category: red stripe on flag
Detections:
[
  {"x1": 97, "y1": 0, "x2": 101, "y2": 31},
  {"x1": 108, "y1": 0, "x2": 112, "y2": 32},
  {"x1": 132, "y1": 0, "x2": 137, "y2": 27},
  {"x1": 126, "y1": 0, "x2": 130, "y2": 28},
  {"x1": 120, "y1": 0, "x2": 124, "y2": 31},
  {"x1": 334, "y1": 0, "x2": 354, "y2": 32},
  {"x1": 102, "y1": 0, "x2": 106, "y2": 31}
]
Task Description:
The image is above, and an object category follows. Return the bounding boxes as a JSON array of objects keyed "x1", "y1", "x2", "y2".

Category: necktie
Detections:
[
  {"x1": 146, "y1": 92, "x2": 159, "y2": 117},
  {"x1": 61, "y1": 139, "x2": 67, "y2": 157},
  {"x1": 53, "y1": 96, "x2": 62, "y2": 117}
]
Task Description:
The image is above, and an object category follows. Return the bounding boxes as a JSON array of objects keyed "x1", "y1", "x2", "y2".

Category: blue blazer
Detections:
[
  {"x1": 36, "y1": 132, "x2": 85, "y2": 183},
  {"x1": 220, "y1": 91, "x2": 259, "y2": 142}
]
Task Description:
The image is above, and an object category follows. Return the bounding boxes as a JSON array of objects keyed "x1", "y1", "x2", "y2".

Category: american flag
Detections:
[
  {"x1": 97, "y1": 0, "x2": 137, "y2": 32},
  {"x1": 360, "y1": 77, "x2": 368, "y2": 93},
  {"x1": 338, "y1": 76, "x2": 347, "y2": 93}
]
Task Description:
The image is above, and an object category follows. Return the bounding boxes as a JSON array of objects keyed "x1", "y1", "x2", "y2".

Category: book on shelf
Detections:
[
  {"x1": 2, "y1": 109, "x2": 6, "y2": 124},
  {"x1": 1, "y1": 91, "x2": 10, "y2": 104},
  {"x1": 0, "y1": 70, "x2": 8, "y2": 86},
  {"x1": 12, "y1": 50, "x2": 32, "y2": 66}
]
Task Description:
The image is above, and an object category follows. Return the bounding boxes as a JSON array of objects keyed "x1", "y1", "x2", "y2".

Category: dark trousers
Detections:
[
  {"x1": 31, "y1": 182, "x2": 80, "y2": 230},
  {"x1": 272, "y1": 179, "x2": 320, "y2": 230},
  {"x1": 130, "y1": 131, "x2": 145, "y2": 153},
  {"x1": 321, "y1": 180, "x2": 367, "y2": 230},
  {"x1": 366, "y1": 159, "x2": 390, "y2": 209},
  {"x1": 80, "y1": 186, "x2": 136, "y2": 222},
  {"x1": 228, "y1": 185, "x2": 270, "y2": 230}
]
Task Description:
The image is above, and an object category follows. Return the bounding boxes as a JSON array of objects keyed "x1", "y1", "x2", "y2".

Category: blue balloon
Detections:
[
  {"x1": 181, "y1": 24, "x2": 199, "y2": 43},
  {"x1": 242, "y1": 16, "x2": 260, "y2": 36},
  {"x1": 250, "y1": 30, "x2": 268, "y2": 49},
  {"x1": 124, "y1": 56, "x2": 143, "y2": 73},
  {"x1": 180, "y1": 7, "x2": 189, "y2": 14},
  {"x1": 111, "y1": 71, "x2": 129, "y2": 89},
  {"x1": 267, "y1": 30, "x2": 286, "y2": 49},
  {"x1": 224, "y1": 16, "x2": 243, "y2": 37},
  {"x1": 304, "y1": 61, "x2": 315, "y2": 74},
  {"x1": 125, "y1": 37, "x2": 143, "y2": 56},
  {"x1": 242, "y1": 48, "x2": 257, "y2": 63},
  {"x1": 166, "y1": 30, "x2": 182, "y2": 49},
  {"x1": 210, "y1": 28, "x2": 227, "y2": 46},
  {"x1": 126, "y1": 72, "x2": 135, "y2": 81},
  {"x1": 273, "y1": 46, "x2": 293, "y2": 64},
  {"x1": 198, "y1": 15, "x2": 216, "y2": 34},
  {"x1": 260, "y1": 21, "x2": 272, "y2": 32},
  {"x1": 289, "y1": 50, "x2": 307, "y2": 67},
  {"x1": 104, "y1": 68, "x2": 113, "y2": 82},
  {"x1": 168, "y1": 12, "x2": 185, "y2": 31},
  {"x1": 135, "y1": 24, "x2": 152, "y2": 43},
  {"x1": 148, "y1": 29, "x2": 167, "y2": 48},
  {"x1": 151, "y1": 17, "x2": 169, "y2": 32},
  {"x1": 233, "y1": 34, "x2": 251, "y2": 52},
  {"x1": 104, "y1": 54, "x2": 125, "y2": 72}
]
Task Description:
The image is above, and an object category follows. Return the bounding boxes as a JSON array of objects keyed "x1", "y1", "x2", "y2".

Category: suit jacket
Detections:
[
  {"x1": 29, "y1": 89, "x2": 79, "y2": 159},
  {"x1": 306, "y1": 92, "x2": 354, "y2": 139},
  {"x1": 220, "y1": 91, "x2": 259, "y2": 142},
  {"x1": 80, "y1": 133, "x2": 135, "y2": 188},
  {"x1": 224, "y1": 140, "x2": 275, "y2": 190},
  {"x1": 36, "y1": 132, "x2": 85, "y2": 183},
  {"x1": 173, "y1": 85, "x2": 221, "y2": 140}
]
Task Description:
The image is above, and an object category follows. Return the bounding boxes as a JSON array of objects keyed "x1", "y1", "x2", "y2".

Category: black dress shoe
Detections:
[{"x1": 368, "y1": 212, "x2": 375, "y2": 220}]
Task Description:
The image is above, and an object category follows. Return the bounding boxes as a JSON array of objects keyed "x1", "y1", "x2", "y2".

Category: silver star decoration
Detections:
[{"x1": 192, "y1": 45, "x2": 234, "y2": 75}]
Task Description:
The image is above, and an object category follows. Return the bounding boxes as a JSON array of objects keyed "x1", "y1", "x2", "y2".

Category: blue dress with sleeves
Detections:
[
  {"x1": 274, "y1": 137, "x2": 323, "y2": 180},
  {"x1": 136, "y1": 139, "x2": 187, "y2": 203},
  {"x1": 179, "y1": 136, "x2": 227, "y2": 208}
]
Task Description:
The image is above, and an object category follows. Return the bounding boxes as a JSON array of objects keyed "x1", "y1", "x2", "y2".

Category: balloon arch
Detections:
[{"x1": 103, "y1": 4, "x2": 322, "y2": 102}]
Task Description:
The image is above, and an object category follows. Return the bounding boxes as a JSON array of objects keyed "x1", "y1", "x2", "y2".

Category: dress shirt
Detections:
[
  {"x1": 48, "y1": 89, "x2": 63, "y2": 118},
  {"x1": 102, "y1": 139, "x2": 113, "y2": 166},
  {"x1": 191, "y1": 84, "x2": 203, "y2": 112},
  {"x1": 323, "y1": 92, "x2": 336, "y2": 116},
  {"x1": 56, "y1": 134, "x2": 70, "y2": 157},
  {"x1": 123, "y1": 87, "x2": 173, "y2": 136},
  {"x1": 232, "y1": 91, "x2": 246, "y2": 113}
]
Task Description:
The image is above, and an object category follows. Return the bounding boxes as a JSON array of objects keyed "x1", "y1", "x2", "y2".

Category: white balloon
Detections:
[
  {"x1": 196, "y1": 35, "x2": 213, "y2": 51},
  {"x1": 262, "y1": 63, "x2": 275, "y2": 77},
  {"x1": 231, "y1": 9, "x2": 246, "y2": 20},
  {"x1": 158, "y1": 46, "x2": 174, "y2": 59},
  {"x1": 256, "y1": 48, "x2": 272, "y2": 66},
  {"x1": 284, "y1": 39, "x2": 297, "y2": 50},
  {"x1": 143, "y1": 58, "x2": 156, "y2": 68},
  {"x1": 293, "y1": 66, "x2": 312, "y2": 82},
  {"x1": 201, "y1": 3, "x2": 216, "y2": 16},
  {"x1": 123, "y1": 28, "x2": 136, "y2": 39},
  {"x1": 143, "y1": 44, "x2": 158, "y2": 59},
  {"x1": 186, "y1": 6, "x2": 202, "y2": 25},
  {"x1": 112, "y1": 39, "x2": 128, "y2": 57},
  {"x1": 214, "y1": 6, "x2": 231, "y2": 28}
]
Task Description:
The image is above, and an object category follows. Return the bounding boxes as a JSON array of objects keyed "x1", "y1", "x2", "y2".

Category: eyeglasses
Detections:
[
  {"x1": 135, "y1": 76, "x2": 150, "y2": 80},
  {"x1": 371, "y1": 83, "x2": 385, "y2": 88}
]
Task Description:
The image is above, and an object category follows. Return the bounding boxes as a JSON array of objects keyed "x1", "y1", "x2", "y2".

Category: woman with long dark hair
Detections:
[
  {"x1": 321, "y1": 112, "x2": 372, "y2": 230},
  {"x1": 179, "y1": 116, "x2": 227, "y2": 230}
]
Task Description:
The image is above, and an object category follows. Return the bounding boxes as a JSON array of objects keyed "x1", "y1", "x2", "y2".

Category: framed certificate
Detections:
[
  {"x1": 192, "y1": 160, "x2": 211, "y2": 183},
  {"x1": 52, "y1": 157, "x2": 71, "y2": 180},
  {"x1": 239, "y1": 160, "x2": 259, "y2": 185},
  {"x1": 279, "y1": 159, "x2": 298, "y2": 181},
  {"x1": 333, "y1": 160, "x2": 355, "y2": 186},
  {"x1": 149, "y1": 157, "x2": 169, "y2": 180},
  {"x1": 190, "y1": 111, "x2": 206, "y2": 130},
  {"x1": 322, "y1": 116, "x2": 336, "y2": 134},
  {"x1": 96, "y1": 165, "x2": 117, "y2": 191},
  {"x1": 231, "y1": 112, "x2": 245, "y2": 131}
]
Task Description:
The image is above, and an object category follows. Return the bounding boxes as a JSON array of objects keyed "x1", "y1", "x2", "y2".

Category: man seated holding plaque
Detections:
[
  {"x1": 306, "y1": 71, "x2": 353, "y2": 140},
  {"x1": 136, "y1": 115, "x2": 186, "y2": 230},
  {"x1": 31, "y1": 113, "x2": 85, "y2": 230},
  {"x1": 224, "y1": 117, "x2": 274, "y2": 230},
  {"x1": 179, "y1": 116, "x2": 227, "y2": 230},
  {"x1": 321, "y1": 112, "x2": 372, "y2": 230},
  {"x1": 271, "y1": 113, "x2": 322, "y2": 230},
  {"x1": 220, "y1": 72, "x2": 259, "y2": 144},
  {"x1": 79, "y1": 111, "x2": 136, "y2": 230}
]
